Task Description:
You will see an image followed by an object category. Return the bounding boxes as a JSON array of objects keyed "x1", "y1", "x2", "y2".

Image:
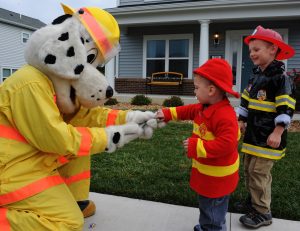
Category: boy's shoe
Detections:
[
  {"x1": 77, "y1": 200, "x2": 96, "y2": 218},
  {"x1": 239, "y1": 210, "x2": 272, "y2": 228},
  {"x1": 193, "y1": 224, "x2": 201, "y2": 231}
]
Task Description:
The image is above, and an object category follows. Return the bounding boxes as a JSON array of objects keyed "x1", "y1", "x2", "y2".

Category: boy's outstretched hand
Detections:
[
  {"x1": 156, "y1": 109, "x2": 164, "y2": 120},
  {"x1": 155, "y1": 109, "x2": 167, "y2": 128}
]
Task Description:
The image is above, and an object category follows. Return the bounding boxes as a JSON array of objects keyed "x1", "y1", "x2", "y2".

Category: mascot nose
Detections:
[{"x1": 106, "y1": 86, "x2": 114, "y2": 98}]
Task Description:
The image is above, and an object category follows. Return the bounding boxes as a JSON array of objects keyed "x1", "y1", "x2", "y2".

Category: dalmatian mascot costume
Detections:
[{"x1": 0, "y1": 3, "x2": 158, "y2": 230}]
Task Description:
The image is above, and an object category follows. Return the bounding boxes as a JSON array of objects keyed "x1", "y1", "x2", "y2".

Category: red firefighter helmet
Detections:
[{"x1": 244, "y1": 25, "x2": 295, "y2": 60}]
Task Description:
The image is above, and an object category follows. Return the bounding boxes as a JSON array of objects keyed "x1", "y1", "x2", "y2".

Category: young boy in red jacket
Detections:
[{"x1": 157, "y1": 58, "x2": 240, "y2": 231}]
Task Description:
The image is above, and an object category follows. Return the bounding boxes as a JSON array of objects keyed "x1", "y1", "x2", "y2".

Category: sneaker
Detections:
[
  {"x1": 239, "y1": 210, "x2": 272, "y2": 228},
  {"x1": 77, "y1": 200, "x2": 96, "y2": 218},
  {"x1": 193, "y1": 224, "x2": 201, "y2": 231}
]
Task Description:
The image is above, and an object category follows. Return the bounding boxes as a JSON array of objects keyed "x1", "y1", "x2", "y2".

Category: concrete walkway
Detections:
[{"x1": 83, "y1": 192, "x2": 300, "y2": 231}]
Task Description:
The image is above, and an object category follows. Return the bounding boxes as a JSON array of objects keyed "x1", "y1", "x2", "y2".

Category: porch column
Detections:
[
  {"x1": 105, "y1": 57, "x2": 115, "y2": 90},
  {"x1": 199, "y1": 20, "x2": 210, "y2": 65}
]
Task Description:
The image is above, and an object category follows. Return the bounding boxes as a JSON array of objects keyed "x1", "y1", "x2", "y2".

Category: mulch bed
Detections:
[
  {"x1": 288, "y1": 121, "x2": 300, "y2": 132},
  {"x1": 106, "y1": 103, "x2": 300, "y2": 132}
]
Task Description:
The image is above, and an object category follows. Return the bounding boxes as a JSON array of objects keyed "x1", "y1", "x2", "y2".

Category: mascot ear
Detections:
[{"x1": 52, "y1": 14, "x2": 72, "y2": 25}]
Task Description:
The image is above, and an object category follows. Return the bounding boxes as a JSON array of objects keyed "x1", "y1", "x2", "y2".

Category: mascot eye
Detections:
[
  {"x1": 80, "y1": 37, "x2": 85, "y2": 44},
  {"x1": 87, "y1": 48, "x2": 98, "y2": 64}
]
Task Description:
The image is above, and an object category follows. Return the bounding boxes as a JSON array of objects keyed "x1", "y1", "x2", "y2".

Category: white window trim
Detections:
[
  {"x1": 143, "y1": 34, "x2": 193, "y2": 79},
  {"x1": 225, "y1": 28, "x2": 288, "y2": 92},
  {"x1": 1, "y1": 67, "x2": 18, "y2": 83},
  {"x1": 21, "y1": 32, "x2": 30, "y2": 44}
]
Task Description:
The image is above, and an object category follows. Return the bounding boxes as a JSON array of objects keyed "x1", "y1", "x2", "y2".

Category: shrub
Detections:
[
  {"x1": 131, "y1": 94, "x2": 152, "y2": 105},
  {"x1": 162, "y1": 96, "x2": 184, "y2": 107},
  {"x1": 104, "y1": 98, "x2": 119, "y2": 106},
  {"x1": 287, "y1": 68, "x2": 300, "y2": 85},
  {"x1": 287, "y1": 69, "x2": 300, "y2": 111}
]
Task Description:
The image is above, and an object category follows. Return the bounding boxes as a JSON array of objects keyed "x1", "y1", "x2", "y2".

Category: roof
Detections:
[
  {"x1": 118, "y1": 0, "x2": 202, "y2": 8},
  {"x1": 0, "y1": 7, "x2": 46, "y2": 30}
]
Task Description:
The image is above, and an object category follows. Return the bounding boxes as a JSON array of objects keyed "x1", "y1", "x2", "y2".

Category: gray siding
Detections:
[
  {"x1": 119, "y1": 28, "x2": 143, "y2": 77},
  {"x1": 287, "y1": 22, "x2": 300, "y2": 71},
  {"x1": 0, "y1": 23, "x2": 32, "y2": 70},
  {"x1": 119, "y1": 19, "x2": 300, "y2": 78}
]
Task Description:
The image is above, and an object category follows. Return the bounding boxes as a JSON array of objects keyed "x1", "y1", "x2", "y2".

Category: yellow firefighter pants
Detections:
[
  {"x1": 243, "y1": 154, "x2": 274, "y2": 214},
  {"x1": 3, "y1": 182, "x2": 84, "y2": 231},
  {"x1": 58, "y1": 155, "x2": 91, "y2": 201}
]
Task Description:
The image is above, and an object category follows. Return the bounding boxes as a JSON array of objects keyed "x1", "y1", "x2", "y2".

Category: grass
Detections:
[{"x1": 90, "y1": 122, "x2": 300, "y2": 221}]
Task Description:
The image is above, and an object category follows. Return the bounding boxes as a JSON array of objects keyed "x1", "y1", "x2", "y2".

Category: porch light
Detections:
[{"x1": 213, "y1": 32, "x2": 220, "y2": 46}]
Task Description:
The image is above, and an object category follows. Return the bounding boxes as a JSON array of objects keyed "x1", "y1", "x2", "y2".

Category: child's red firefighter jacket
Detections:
[{"x1": 162, "y1": 98, "x2": 239, "y2": 198}]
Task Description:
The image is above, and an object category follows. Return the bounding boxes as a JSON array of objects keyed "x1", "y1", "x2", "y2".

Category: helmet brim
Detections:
[{"x1": 61, "y1": 3, "x2": 76, "y2": 15}]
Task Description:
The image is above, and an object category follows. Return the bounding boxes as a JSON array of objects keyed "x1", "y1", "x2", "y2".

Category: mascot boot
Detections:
[{"x1": 77, "y1": 200, "x2": 96, "y2": 218}]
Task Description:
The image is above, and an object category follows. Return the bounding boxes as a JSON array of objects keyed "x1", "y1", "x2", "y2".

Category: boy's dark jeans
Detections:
[{"x1": 195, "y1": 194, "x2": 229, "y2": 231}]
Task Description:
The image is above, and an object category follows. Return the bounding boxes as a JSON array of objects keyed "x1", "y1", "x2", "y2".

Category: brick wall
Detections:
[{"x1": 115, "y1": 78, "x2": 194, "y2": 96}]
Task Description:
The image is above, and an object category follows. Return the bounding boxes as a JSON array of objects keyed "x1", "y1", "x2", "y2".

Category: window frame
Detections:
[
  {"x1": 21, "y1": 32, "x2": 30, "y2": 43},
  {"x1": 1, "y1": 67, "x2": 18, "y2": 83},
  {"x1": 143, "y1": 34, "x2": 193, "y2": 79}
]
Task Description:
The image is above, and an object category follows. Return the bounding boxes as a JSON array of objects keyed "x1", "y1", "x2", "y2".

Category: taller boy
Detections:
[{"x1": 237, "y1": 26, "x2": 296, "y2": 228}]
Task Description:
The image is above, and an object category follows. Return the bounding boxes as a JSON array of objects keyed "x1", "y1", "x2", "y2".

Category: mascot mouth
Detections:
[{"x1": 70, "y1": 86, "x2": 76, "y2": 104}]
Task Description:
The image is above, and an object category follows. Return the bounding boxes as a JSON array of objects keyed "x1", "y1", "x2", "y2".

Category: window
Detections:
[
  {"x1": 1, "y1": 68, "x2": 17, "y2": 82},
  {"x1": 22, "y1": 32, "x2": 30, "y2": 43},
  {"x1": 144, "y1": 34, "x2": 193, "y2": 78}
]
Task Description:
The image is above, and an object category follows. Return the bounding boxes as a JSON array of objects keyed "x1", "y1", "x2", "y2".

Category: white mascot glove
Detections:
[
  {"x1": 139, "y1": 117, "x2": 166, "y2": 139},
  {"x1": 105, "y1": 123, "x2": 143, "y2": 153},
  {"x1": 126, "y1": 111, "x2": 156, "y2": 139},
  {"x1": 126, "y1": 110, "x2": 156, "y2": 124}
]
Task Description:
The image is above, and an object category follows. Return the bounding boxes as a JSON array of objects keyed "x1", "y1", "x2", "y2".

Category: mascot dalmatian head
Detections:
[{"x1": 24, "y1": 3, "x2": 120, "y2": 114}]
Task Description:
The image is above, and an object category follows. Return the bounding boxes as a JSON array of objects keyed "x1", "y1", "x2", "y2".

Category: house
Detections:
[
  {"x1": 0, "y1": 8, "x2": 45, "y2": 83},
  {"x1": 106, "y1": 0, "x2": 300, "y2": 102}
]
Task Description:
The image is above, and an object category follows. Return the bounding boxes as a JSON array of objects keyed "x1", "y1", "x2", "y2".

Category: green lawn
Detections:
[{"x1": 90, "y1": 122, "x2": 300, "y2": 221}]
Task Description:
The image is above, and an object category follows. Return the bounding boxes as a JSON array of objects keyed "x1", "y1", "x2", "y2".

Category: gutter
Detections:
[{"x1": 0, "y1": 18, "x2": 44, "y2": 30}]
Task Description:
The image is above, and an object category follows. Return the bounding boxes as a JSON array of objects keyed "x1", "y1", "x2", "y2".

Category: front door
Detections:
[{"x1": 241, "y1": 36, "x2": 254, "y2": 91}]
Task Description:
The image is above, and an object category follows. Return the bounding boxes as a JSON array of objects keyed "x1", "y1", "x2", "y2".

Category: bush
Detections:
[
  {"x1": 162, "y1": 96, "x2": 184, "y2": 107},
  {"x1": 131, "y1": 94, "x2": 152, "y2": 106},
  {"x1": 287, "y1": 69, "x2": 300, "y2": 111},
  {"x1": 104, "y1": 98, "x2": 119, "y2": 106}
]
